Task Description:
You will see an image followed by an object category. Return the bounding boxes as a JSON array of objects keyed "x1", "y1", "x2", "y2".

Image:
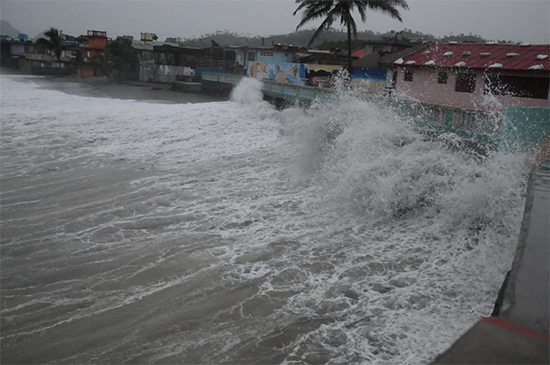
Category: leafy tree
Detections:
[
  {"x1": 71, "y1": 47, "x2": 84, "y2": 77},
  {"x1": 36, "y1": 27, "x2": 67, "y2": 71},
  {"x1": 87, "y1": 41, "x2": 139, "y2": 82},
  {"x1": 88, "y1": 52, "x2": 111, "y2": 79},
  {"x1": 293, "y1": 0, "x2": 409, "y2": 77},
  {"x1": 316, "y1": 38, "x2": 366, "y2": 51},
  {"x1": 106, "y1": 41, "x2": 139, "y2": 83}
]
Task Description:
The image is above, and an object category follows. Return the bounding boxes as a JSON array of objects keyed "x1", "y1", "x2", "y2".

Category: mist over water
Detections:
[{"x1": 1, "y1": 75, "x2": 530, "y2": 364}]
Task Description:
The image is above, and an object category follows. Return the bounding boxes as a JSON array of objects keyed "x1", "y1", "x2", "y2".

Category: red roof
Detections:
[
  {"x1": 352, "y1": 48, "x2": 365, "y2": 58},
  {"x1": 401, "y1": 42, "x2": 549, "y2": 71}
]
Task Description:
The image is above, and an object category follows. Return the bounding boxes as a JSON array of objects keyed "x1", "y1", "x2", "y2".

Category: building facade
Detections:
[
  {"x1": 77, "y1": 30, "x2": 109, "y2": 76},
  {"x1": 395, "y1": 42, "x2": 550, "y2": 112}
]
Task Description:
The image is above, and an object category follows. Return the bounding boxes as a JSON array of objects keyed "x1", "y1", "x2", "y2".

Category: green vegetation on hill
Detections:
[
  {"x1": 181, "y1": 28, "x2": 355, "y2": 48},
  {"x1": 179, "y1": 28, "x2": 490, "y2": 49}
]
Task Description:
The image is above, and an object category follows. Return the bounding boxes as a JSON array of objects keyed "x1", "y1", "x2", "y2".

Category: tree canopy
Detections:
[
  {"x1": 36, "y1": 27, "x2": 67, "y2": 62},
  {"x1": 294, "y1": 0, "x2": 409, "y2": 75},
  {"x1": 88, "y1": 41, "x2": 139, "y2": 82}
]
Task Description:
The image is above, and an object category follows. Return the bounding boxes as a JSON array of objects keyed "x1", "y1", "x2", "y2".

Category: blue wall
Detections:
[
  {"x1": 351, "y1": 67, "x2": 387, "y2": 82},
  {"x1": 255, "y1": 51, "x2": 295, "y2": 65},
  {"x1": 196, "y1": 66, "x2": 226, "y2": 79}
]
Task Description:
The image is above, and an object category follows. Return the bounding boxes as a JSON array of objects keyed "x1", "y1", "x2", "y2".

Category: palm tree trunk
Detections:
[
  {"x1": 56, "y1": 55, "x2": 63, "y2": 76},
  {"x1": 347, "y1": 14, "x2": 352, "y2": 79}
]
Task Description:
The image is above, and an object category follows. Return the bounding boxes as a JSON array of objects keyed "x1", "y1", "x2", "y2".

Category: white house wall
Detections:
[
  {"x1": 10, "y1": 44, "x2": 25, "y2": 55},
  {"x1": 139, "y1": 64, "x2": 194, "y2": 83}
]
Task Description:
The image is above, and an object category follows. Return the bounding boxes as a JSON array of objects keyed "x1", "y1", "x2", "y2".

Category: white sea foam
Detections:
[
  {"x1": 0, "y1": 75, "x2": 530, "y2": 364},
  {"x1": 230, "y1": 77, "x2": 264, "y2": 104}
]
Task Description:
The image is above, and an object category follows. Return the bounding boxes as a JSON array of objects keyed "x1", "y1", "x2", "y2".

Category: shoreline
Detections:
[{"x1": 0, "y1": 67, "x2": 226, "y2": 104}]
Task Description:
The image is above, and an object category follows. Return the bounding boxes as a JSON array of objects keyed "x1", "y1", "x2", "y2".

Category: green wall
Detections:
[{"x1": 499, "y1": 107, "x2": 550, "y2": 152}]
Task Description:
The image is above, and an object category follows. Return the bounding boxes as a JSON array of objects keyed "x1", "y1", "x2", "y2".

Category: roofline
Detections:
[
  {"x1": 395, "y1": 64, "x2": 550, "y2": 74},
  {"x1": 396, "y1": 42, "x2": 550, "y2": 72}
]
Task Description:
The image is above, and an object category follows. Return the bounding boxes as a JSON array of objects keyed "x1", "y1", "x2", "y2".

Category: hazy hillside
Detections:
[
  {"x1": 1, "y1": 20, "x2": 21, "y2": 38},
  {"x1": 182, "y1": 28, "x2": 400, "y2": 48},
  {"x1": 179, "y1": 28, "x2": 489, "y2": 49},
  {"x1": 0, "y1": 17, "x2": 492, "y2": 48}
]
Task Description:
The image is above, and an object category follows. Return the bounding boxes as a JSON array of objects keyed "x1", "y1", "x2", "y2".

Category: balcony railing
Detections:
[
  {"x1": 196, "y1": 59, "x2": 237, "y2": 69},
  {"x1": 87, "y1": 30, "x2": 107, "y2": 37}
]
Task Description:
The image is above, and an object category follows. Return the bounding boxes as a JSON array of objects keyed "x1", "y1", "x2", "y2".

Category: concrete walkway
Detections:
[
  {"x1": 433, "y1": 160, "x2": 549, "y2": 364},
  {"x1": 500, "y1": 160, "x2": 549, "y2": 336}
]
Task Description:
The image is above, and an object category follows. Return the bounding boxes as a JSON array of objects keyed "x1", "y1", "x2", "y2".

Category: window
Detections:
[
  {"x1": 404, "y1": 69, "x2": 414, "y2": 82},
  {"x1": 437, "y1": 72, "x2": 448, "y2": 84},
  {"x1": 485, "y1": 75, "x2": 549, "y2": 99},
  {"x1": 455, "y1": 73, "x2": 476, "y2": 93},
  {"x1": 259, "y1": 51, "x2": 273, "y2": 57},
  {"x1": 247, "y1": 52, "x2": 256, "y2": 62}
]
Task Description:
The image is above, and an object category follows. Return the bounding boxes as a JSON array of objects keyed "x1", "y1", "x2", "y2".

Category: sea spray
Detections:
[
  {"x1": 230, "y1": 77, "x2": 264, "y2": 104},
  {"x1": 271, "y1": 83, "x2": 529, "y2": 362}
]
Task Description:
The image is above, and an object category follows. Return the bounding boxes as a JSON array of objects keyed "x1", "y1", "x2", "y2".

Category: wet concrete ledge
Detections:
[
  {"x1": 171, "y1": 81, "x2": 201, "y2": 93},
  {"x1": 433, "y1": 160, "x2": 550, "y2": 364},
  {"x1": 500, "y1": 160, "x2": 550, "y2": 336}
]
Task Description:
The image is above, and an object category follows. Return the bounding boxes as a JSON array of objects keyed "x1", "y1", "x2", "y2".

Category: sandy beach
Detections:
[{"x1": 0, "y1": 68, "x2": 224, "y2": 104}]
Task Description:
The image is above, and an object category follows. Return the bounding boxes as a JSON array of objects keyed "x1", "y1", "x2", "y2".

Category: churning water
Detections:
[{"x1": 1, "y1": 75, "x2": 531, "y2": 364}]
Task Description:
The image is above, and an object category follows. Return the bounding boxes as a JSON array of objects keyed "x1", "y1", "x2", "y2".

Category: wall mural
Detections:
[
  {"x1": 248, "y1": 61, "x2": 306, "y2": 85},
  {"x1": 247, "y1": 61, "x2": 388, "y2": 93},
  {"x1": 351, "y1": 67, "x2": 388, "y2": 93}
]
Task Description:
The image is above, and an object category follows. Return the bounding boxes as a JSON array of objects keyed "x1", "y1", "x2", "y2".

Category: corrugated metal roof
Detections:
[{"x1": 402, "y1": 42, "x2": 550, "y2": 71}]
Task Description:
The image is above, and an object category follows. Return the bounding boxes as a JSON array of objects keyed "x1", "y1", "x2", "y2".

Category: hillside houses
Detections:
[
  {"x1": 2, "y1": 27, "x2": 548, "y2": 111},
  {"x1": 1, "y1": 32, "x2": 76, "y2": 74}
]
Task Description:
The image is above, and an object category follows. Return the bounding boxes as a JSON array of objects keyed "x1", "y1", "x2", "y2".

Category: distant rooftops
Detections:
[{"x1": 401, "y1": 42, "x2": 549, "y2": 71}]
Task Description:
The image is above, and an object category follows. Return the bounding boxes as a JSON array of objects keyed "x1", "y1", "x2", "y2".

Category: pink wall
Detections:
[
  {"x1": 395, "y1": 67, "x2": 549, "y2": 112},
  {"x1": 88, "y1": 36, "x2": 107, "y2": 50}
]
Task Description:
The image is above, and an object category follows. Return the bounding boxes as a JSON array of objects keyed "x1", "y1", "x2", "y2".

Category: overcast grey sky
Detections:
[{"x1": 1, "y1": 0, "x2": 549, "y2": 44}]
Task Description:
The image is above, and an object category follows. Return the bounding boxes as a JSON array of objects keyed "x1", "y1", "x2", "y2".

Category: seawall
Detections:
[{"x1": 432, "y1": 160, "x2": 549, "y2": 364}]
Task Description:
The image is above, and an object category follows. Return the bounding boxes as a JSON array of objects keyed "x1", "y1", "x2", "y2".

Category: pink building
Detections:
[
  {"x1": 395, "y1": 42, "x2": 549, "y2": 112},
  {"x1": 76, "y1": 30, "x2": 110, "y2": 76}
]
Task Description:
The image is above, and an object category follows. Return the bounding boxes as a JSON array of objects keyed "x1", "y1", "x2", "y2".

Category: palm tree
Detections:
[
  {"x1": 294, "y1": 0, "x2": 409, "y2": 78},
  {"x1": 87, "y1": 52, "x2": 112, "y2": 80},
  {"x1": 71, "y1": 47, "x2": 84, "y2": 77},
  {"x1": 36, "y1": 28, "x2": 67, "y2": 72}
]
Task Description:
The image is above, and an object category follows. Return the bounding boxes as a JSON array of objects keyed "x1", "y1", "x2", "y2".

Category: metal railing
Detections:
[
  {"x1": 196, "y1": 59, "x2": 237, "y2": 69},
  {"x1": 201, "y1": 72, "x2": 245, "y2": 85},
  {"x1": 262, "y1": 80, "x2": 335, "y2": 102}
]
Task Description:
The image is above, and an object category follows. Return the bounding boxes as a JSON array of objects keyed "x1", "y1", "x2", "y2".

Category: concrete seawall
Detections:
[
  {"x1": 500, "y1": 160, "x2": 549, "y2": 336},
  {"x1": 433, "y1": 160, "x2": 549, "y2": 364}
]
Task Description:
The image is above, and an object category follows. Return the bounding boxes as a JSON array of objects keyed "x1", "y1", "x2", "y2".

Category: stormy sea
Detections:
[{"x1": 0, "y1": 74, "x2": 530, "y2": 364}]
